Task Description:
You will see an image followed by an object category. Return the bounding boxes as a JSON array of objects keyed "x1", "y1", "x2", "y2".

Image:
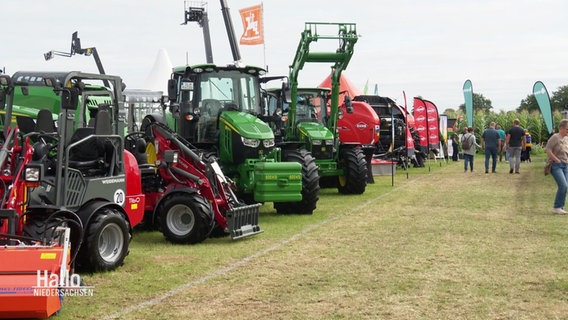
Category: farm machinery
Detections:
[
  {"x1": 143, "y1": 0, "x2": 304, "y2": 212},
  {"x1": 0, "y1": 72, "x2": 145, "y2": 317},
  {"x1": 265, "y1": 22, "x2": 380, "y2": 195},
  {"x1": 151, "y1": 65, "x2": 303, "y2": 210},
  {"x1": 127, "y1": 120, "x2": 262, "y2": 243}
]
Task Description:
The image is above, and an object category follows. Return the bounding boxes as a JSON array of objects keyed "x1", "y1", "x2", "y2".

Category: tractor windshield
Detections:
[{"x1": 199, "y1": 70, "x2": 262, "y2": 115}]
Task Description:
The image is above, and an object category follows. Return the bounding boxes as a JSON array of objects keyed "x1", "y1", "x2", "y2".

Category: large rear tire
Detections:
[
  {"x1": 274, "y1": 149, "x2": 320, "y2": 214},
  {"x1": 77, "y1": 208, "x2": 130, "y2": 272},
  {"x1": 158, "y1": 193, "x2": 214, "y2": 244},
  {"x1": 337, "y1": 148, "x2": 367, "y2": 195}
]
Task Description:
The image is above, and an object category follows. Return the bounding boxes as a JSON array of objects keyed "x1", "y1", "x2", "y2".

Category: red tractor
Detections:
[
  {"x1": 0, "y1": 72, "x2": 144, "y2": 318},
  {"x1": 126, "y1": 119, "x2": 262, "y2": 244}
]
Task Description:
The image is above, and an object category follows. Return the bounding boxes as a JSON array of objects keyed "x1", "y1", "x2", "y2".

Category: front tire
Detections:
[
  {"x1": 77, "y1": 208, "x2": 130, "y2": 272},
  {"x1": 274, "y1": 149, "x2": 320, "y2": 214},
  {"x1": 158, "y1": 193, "x2": 214, "y2": 244},
  {"x1": 338, "y1": 148, "x2": 367, "y2": 195}
]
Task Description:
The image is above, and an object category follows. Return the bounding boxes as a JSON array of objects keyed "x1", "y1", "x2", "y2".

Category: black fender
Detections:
[
  {"x1": 141, "y1": 113, "x2": 165, "y2": 132},
  {"x1": 151, "y1": 187, "x2": 201, "y2": 225},
  {"x1": 77, "y1": 199, "x2": 130, "y2": 232}
]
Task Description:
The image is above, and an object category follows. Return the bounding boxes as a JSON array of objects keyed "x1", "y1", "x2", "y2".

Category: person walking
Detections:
[
  {"x1": 522, "y1": 129, "x2": 532, "y2": 162},
  {"x1": 505, "y1": 119, "x2": 526, "y2": 174},
  {"x1": 545, "y1": 119, "x2": 568, "y2": 214},
  {"x1": 462, "y1": 126, "x2": 480, "y2": 172},
  {"x1": 482, "y1": 122, "x2": 501, "y2": 173},
  {"x1": 496, "y1": 124, "x2": 506, "y2": 162}
]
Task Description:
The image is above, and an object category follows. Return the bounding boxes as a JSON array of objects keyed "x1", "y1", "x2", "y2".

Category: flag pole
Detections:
[{"x1": 261, "y1": 2, "x2": 267, "y2": 70}]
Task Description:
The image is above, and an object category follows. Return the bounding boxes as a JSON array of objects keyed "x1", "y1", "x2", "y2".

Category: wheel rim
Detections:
[
  {"x1": 167, "y1": 204, "x2": 195, "y2": 236},
  {"x1": 98, "y1": 223, "x2": 124, "y2": 263}
]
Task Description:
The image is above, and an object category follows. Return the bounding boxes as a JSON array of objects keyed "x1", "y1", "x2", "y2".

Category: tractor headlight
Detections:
[
  {"x1": 325, "y1": 139, "x2": 335, "y2": 145},
  {"x1": 242, "y1": 137, "x2": 260, "y2": 148},
  {"x1": 263, "y1": 138, "x2": 275, "y2": 148},
  {"x1": 312, "y1": 139, "x2": 322, "y2": 146},
  {"x1": 25, "y1": 166, "x2": 41, "y2": 182},
  {"x1": 24, "y1": 164, "x2": 43, "y2": 187},
  {"x1": 163, "y1": 150, "x2": 179, "y2": 164}
]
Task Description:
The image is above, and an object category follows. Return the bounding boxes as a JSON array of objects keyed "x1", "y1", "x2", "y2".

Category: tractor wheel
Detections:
[
  {"x1": 274, "y1": 149, "x2": 320, "y2": 214},
  {"x1": 22, "y1": 216, "x2": 65, "y2": 243},
  {"x1": 158, "y1": 193, "x2": 214, "y2": 244},
  {"x1": 337, "y1": 148, "x2": 367, "y2": 195},
  {"x1": 77, "y1": 208, "x2": 130, "y2": 272}
]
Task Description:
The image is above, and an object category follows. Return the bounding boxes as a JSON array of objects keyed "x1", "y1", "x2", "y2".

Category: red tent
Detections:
[{"x1": 318, "y1": 73, "x2": 363, "y2": 106}]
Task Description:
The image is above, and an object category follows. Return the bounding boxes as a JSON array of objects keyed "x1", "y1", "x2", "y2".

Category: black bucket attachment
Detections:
[{"x1": 226, "y1": 203, "x2": 263, "y2": 240}]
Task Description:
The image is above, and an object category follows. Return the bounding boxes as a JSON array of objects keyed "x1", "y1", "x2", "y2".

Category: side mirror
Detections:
[
  {"x1": 283, "y1": 89, "x2": 292, "y2": 104},
  {"x1": 167, "y1": 79, "x2": 178, "y2": 102}
]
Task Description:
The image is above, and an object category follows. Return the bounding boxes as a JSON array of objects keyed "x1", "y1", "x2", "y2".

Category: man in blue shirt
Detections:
[{"x1": 482, "y1": 122, "x2": 501, "y2": 173}]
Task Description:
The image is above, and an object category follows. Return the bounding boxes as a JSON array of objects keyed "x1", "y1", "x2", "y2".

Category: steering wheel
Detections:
[
  {"x1": 26, "y1": 132, "x2": 59, "y2": 149},
  {"x1": 124, "y1": 132, "x2": 149, "y2": 153}
]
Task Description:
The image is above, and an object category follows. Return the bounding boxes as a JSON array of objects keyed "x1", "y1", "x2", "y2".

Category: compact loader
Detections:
[{"x1": 0, "y1": 72, "x2": 145, "y2": 318}]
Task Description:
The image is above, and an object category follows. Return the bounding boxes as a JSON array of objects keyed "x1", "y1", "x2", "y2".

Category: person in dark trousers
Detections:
[
  {"x1": 545, "y1": 119, "x2": 568, "y2": 214},
  {"x1": 496, "y1": 124, "x2": 506, "y2": 162},
  {"x1": 505, "y1": 118, "x2": 526, "y2": 174},
  {"x1": 522, "y1": 129, "x2": 532, "y2": 162},
  {"x1": 482, "y1": 122, "x2": 501, "y2": 173},
  {"x1": 451, "y1": 134, "x2": 459, "y2": 161},
  {"x1": 462, "y1": 126, "x2": 480, "y2": 172}
]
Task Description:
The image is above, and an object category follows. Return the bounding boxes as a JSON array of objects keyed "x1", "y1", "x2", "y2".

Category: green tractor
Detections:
[
  {"x1": 145, "y1": 64, "x2": 304, "y2": 210},
  {"x1": 265, "y1": 22, "x2": 370, "y2": 195},
  {"x1": 8, "y1": 71, "x2": 115, "y2": 132}
]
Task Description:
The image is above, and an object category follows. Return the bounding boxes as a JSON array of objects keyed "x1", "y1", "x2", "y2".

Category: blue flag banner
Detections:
[
  {"x1": 463, "y1": 79, "x2": 473, "y2": 127},
  {"x1": 533, "y1": 81, "x2": 553, "y2": 134}
]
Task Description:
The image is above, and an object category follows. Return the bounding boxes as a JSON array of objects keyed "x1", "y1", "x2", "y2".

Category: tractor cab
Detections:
[{"x1": 167, "y1": 65, "x2": 266, "y2": 145}]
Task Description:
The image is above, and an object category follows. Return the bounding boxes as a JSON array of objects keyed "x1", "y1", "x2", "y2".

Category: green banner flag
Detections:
[
  {"x1": 463, "y1": 79, "x2": 473, "y2": 127},
  {"x1": 533, "y1": 81, "x2": 553, "y2": 134}
]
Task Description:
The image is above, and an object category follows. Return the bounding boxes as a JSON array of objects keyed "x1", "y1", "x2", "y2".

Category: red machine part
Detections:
[
  {"x1": 337, "y1": 100, "x2": 381, "y2": 146},
  {"x1": 123, "y1": 150, "x2": 145, "y2": 228},
  {"x1": 0, "y1": 243, "x2": 69, "y2": 318},
  {"x1": 144, "y1": 126, "x2": 230, "y2": 230}
]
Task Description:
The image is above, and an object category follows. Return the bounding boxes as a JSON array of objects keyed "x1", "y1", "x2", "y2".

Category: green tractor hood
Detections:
[
  {"x1": 297, "y1": 122, "x2": 334, "y2": 140},
  {"x1": 220, "y1": 111, "x2": 274, "y2": 139}
]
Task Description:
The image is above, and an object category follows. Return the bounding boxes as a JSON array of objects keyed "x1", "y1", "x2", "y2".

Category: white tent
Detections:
[{"x1": 143, "y1": 48, "x2": 173, "y2": 93}]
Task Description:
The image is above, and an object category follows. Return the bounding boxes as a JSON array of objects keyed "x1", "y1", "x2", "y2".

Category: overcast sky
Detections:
[{"x1": 3, "y1": 0, "x2": 567, "y2": 112}]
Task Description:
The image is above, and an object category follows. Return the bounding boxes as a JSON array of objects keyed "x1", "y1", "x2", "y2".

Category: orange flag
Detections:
[{"x1": 239, "y1": 4, "x2": 263, "y2": 45}]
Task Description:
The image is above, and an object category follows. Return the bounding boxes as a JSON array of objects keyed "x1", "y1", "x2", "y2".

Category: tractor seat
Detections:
[
  {"x1": 67, "y1": 127, "x2": 103, "y2": 170},
  {"x1": 67, "y1": 109, "x2": 112, "y2": 174},
  {"x1": 35, "y1": 109, "x2": 57, "y2": 133},
  {"x1": 16, "y1": 116, "x2": 36, "y2": 135}
]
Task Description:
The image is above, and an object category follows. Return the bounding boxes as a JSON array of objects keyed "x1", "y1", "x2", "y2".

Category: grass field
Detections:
[{"x1": 58, "y1": 154, "x2": 568, "y2": 320}]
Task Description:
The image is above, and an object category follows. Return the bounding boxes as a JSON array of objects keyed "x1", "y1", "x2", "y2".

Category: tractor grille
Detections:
[{"x1": 311, "y1": 145, "x2": 333, "y2": 159}]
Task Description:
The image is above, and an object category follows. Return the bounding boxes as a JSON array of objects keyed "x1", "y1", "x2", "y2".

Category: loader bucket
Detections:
[
  {"x1": 0, "y1": 244, "x2": 67, "y2": 319},
  {"x1": 226, "y1": 203, "x2": 263, "y2": 240}
]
